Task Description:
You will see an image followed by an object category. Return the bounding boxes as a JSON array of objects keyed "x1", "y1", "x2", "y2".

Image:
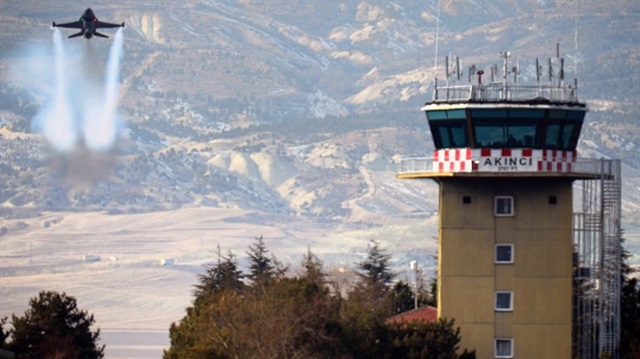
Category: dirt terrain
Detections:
[{"x1": 0, "y1": 206, "x2": 438, "y2": 357}]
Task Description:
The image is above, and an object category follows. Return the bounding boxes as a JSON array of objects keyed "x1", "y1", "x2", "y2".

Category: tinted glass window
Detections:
[
  {"x1": 430, "y1": 120, "x2": 468, "y2": 148},
  {"x1": 507, "y1": 123, "x2": 538, "y2": 147},
  {"x1": 427, "y1": 111, "x2": 447, "y2": 120},
  {"x1": 474, "y1": 122, "x2": 539, "y2": 148},
  {"x1": 495, "y1": 339, "x2": 513, "y2": 357},
  {"x1": 495, "y1": 292, "x2": 513, "y2": 310},
  {"x1": 496, "y1": 245, "x2": 513, "y2": 263},
  {"x1": 495, "y1": 196, "x2": 514, "y2": 216},
  {"x1": 544, "y1": 120, "x2": 583, "y2": 150}
]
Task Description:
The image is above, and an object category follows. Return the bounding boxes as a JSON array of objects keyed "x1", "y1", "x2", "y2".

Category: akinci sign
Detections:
[
  {"x1": 432, "y1": 148, "x2": 577, "y2": 173},
  {"x1": 477, "y1": 149, "x2": 537, "y2": 172},
  {"x1": 476, "y1": 149, "x2": 556, "y2": 172},
  {"x1": 479, "y1": 155, "x2": 536, "y2": 172}
]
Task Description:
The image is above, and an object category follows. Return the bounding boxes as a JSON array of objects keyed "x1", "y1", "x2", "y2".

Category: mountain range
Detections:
[{"x1": 0, "y1": 0, "x2": 637, "y2": 265}]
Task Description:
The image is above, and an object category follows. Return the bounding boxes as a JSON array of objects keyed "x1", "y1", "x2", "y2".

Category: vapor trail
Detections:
[
  {"x1": 41, "y1": 29, "x2": 77, "y2": 152},
  {"x1": 84, "y1": 28, "x2": 124, "y2": 151}
]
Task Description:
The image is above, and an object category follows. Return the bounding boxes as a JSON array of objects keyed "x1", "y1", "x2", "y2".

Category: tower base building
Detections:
[{"x1": 398, "y1": 53, "x2": 621, "y2": 359}]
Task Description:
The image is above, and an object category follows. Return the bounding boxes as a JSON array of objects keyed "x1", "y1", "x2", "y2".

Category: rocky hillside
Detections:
[{"x1": 0, "y1": 0, "x2": 638, "y2": 229}]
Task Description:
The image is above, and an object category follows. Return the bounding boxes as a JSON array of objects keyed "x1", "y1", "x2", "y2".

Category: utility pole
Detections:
[{"x1": 410, "y1": 261, "x2": 419, "y2": 310}]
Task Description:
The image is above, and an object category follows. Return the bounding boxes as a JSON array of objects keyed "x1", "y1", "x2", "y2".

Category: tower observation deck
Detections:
[{"x1": 397, "y1": 51, "x2": 621, "y2": 359}]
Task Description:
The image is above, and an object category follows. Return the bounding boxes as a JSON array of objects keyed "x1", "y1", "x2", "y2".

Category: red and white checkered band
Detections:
[
  {"x1": 433, "y1": 148, "x2": 577, "y2": 173},
  {"x1": 433, "y1": 149, "x2": 474, "y2": 172}
]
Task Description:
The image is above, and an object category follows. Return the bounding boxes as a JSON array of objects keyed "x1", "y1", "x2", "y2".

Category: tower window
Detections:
[
  {"x1": 495, "y1": 338, "x2": 514, "y2": 358},
  {"x1": 463, "y1": 196, "x2": 472, "y2": 204},
  {"x1": 495, "y1": 196, "x2": 514, "y2": 216},
  {"x1": 495, "y1": 292, "x2": 513, "y2": 311},
  {"x1": 549, "y1": 195, "x2": 558, "y2": 205},
  {"x1": 495, "y1": 244, "x2": 514, "y2": 264}
]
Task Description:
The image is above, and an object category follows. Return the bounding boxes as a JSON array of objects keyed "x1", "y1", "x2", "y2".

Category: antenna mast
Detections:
[
  {"x1": 433, "y1": 0, "x2": 441, "y2": 76},
  {"x1": 574, "y1": 0, "x2": 579, "y2": 77}
]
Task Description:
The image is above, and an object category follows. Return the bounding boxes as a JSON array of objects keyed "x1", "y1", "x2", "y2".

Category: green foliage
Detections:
[
  {"x1": 425, "y1": 276, "x2": 438, "y2": 307},
  {"x1": 166, "y1": 279, "x2": 343, "y2": 359},
  {"x1": 194, "y1": 246, "x2": 244, "y2": 300},
  {"x1": 246, "y1": 235, "x2": 282, "y2": 289},
  {"x1": 166, "y1": 238, "x2": 474, "y2": 358},
  {"x1": 389, "y1": 281, "x2": 416, "y2": 314},
  {"x1": 356, "y1": 240, "x2": 395, "y2": 288},
  {"x1": 620, "y1": 238, "x2": 640, "y2": 359},
  {"x1": 388, "y1": 280, "x2": 437, "y2": 316},
  {"x1": 352, "y1": 239, "x2": 395, "y2": 310},
  {"x1": 0, "y1": 316, "x2": 9, "y2": 350},
  {"x1": 7, "y1": 291, "x2": 104, "y2": 359},
  {"x1": 386, "y1": 319, "x2": 471, "y2": 359},
  {"x1": 337, "y1": 293, "x2": 389, "y2": 358},
  {"x1": 301, "y1": 246, "x2": 326, "y2": 287}
]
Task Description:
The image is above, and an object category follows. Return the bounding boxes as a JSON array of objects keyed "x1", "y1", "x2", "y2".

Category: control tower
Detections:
[{"x1": 398, "y1": 52, "x2": 621, "y2": 359}]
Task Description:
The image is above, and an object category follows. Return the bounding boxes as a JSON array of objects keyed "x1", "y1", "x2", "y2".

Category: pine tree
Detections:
[
  {"x1": 389, "y1": 281, "x2": 416, "y2": 314},
  {"x1": 246, "y1": 235, "x2": 277, "y2": 288},
  {"x1": 300, "y1": 246, "x2": 326, "y2": 286},
  {"x1": 8, "y1": 291, "x2": 104, "y2": 359},
  {"x1": 355, "y1": 239, "x2": 395, "y2": 300},
  {"x1": 194, "y1": 245, "x2": 244, "y2": 299},
  {"x1": 0, "y1": 317, "x2": 9, "y2": 349},
  {"x1": 165, "y1": 238, "x2": 476, "y2": 358},
  {"x1": 620, "y1": 237, "x2": 640, "y2": 358}
]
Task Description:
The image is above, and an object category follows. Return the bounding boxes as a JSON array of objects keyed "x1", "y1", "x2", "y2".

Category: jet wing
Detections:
[
  {"x1": 53, "y1": 21, "x2": 83, "y2": 29},
  {"x1": 95, "y1": 21, "x2": 124, "y2": 29}
]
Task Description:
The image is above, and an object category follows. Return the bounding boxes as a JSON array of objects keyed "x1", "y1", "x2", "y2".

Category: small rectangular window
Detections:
[
  {"x1": 495, "y1": 338, "x2": 513, "y2": 358},
  {"x1": 495, "y1": 196, "x2": 514, "y2": 216},
  {"x1": 495, "y1": 292, "x2": 513, "y2": 311},
  {"x1": 495, "y1": 244, "x2": 513, "y2": 264}
]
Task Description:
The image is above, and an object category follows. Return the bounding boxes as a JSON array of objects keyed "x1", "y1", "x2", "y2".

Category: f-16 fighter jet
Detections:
[{"x1": 53, "y1": 8, "x2": 124, "y2": 39}]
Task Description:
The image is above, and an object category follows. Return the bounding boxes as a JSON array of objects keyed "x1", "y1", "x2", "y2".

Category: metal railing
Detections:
[
  {"x1": 432, "y1": 83, "x2": 580, "y2": 104},
  {"x1": 398, "y1": 157, "x2": 433, "y2": 174}
]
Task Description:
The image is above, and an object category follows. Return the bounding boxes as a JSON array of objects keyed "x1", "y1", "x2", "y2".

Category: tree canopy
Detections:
[
  {"x1": 620, "y1": 238, "x2": 640, "y2": 359},
  {"x1": 194, "y1": 245, "x2": 245, "y2": 300},
  {"x1": 2, "y1": 290, "x2": 104, "y2": 359},
  {"x1": 164, "y1": 237, "x2": 474, "y2": 359}
]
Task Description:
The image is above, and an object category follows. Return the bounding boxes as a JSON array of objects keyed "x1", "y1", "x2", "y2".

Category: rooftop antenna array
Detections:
[{"x1": 431, "y1": 43, "x2": 577, "y2": 103}]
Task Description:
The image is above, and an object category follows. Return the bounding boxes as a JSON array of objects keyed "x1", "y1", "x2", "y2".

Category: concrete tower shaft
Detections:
[{"x1": 397, "y1": 52, "x2": 621, "y2": 359}]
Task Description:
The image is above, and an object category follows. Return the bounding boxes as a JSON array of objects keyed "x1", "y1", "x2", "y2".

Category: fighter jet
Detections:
[{"x1": 53, "y1": 8, "x2": 124, "y2": 39}]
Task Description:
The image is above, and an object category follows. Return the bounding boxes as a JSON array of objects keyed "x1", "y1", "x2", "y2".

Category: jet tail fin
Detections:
[
  {"x1": 68, "y1": 31, "x2": 84, "y2": 38},
  {"x1": 94, "y1": 31, "x2": 109, "y2": 38}
]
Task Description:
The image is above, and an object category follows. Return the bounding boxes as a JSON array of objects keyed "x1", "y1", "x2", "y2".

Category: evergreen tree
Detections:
[
  {"x1": 389, "y1": 281, "x2": 416, "y2": 314},
  {"x1": 301, "y1": 246, "x2": 326, "y2": 286},
  {"x1": 353, "y1": 239, "x2": 395, "y2": 307},
  {"x1": 424, "y1": 276, "x2": 438, "y2": 307},
  {"x1": 194, "y1": 246, "x2": 244, "y2": 299},
  {"x1": 0, "y1": 317, "x2": 9, "y2": 350},
  {"x1": 357, "y1": 240, "x2": 394, "y2": 285},
  {"x1": 8, "y1": 291, "x2": 104, "y2": 359},
  {"x1": 387, "y1": 319, "x2": 475, "y2": 359},
  {"x1": 246, "y1": 235, "x2": 276, "y2": 288},
  {"x1": 165, "y1": 238, "x2": 475, "y2": 358},
  {"x1": 620, "y1": 238, "x2": 640, "y2": 358}
]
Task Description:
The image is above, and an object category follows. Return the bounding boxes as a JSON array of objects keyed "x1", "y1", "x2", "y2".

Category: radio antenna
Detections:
[
  {"x1": 574, "y1": 0, "x2": 579, "y2": 77},
  {"x1": 433, "y1": 0, "x2": 441, "y2": 76}
]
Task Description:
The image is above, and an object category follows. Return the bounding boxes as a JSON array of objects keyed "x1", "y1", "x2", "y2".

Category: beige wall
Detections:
[{"x1": 437, "y1": 178, "x2": 573, "y2": 359}]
